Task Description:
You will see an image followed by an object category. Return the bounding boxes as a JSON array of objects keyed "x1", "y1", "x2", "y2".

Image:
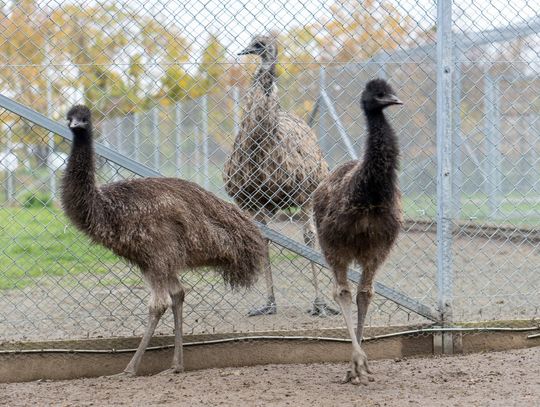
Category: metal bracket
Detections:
[{"x1": 0, "y1": 92, "x2": 440, "y2": 323}]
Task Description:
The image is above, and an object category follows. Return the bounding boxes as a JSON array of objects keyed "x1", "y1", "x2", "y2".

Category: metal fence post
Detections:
[
  {"x1": 379, "y1": 54, "x2": 388, "y2": 79},
  {"x1": 194, "y1": 126, "x2": 200, "y2": 184},
  {"x1": 115, "y1": 117, "x2": 124, "y2": 181},
  {"x1": 318, "y1": 66, "x2": 329, "y2": 155},
  {"x1": 152, "y1": 107, "x2": 160, "y2": 171},
  {"x1": 133, "y1": 112, "x2": 140, "y2": 162},
  {"x1": 532, "y1": 116, "x2": 539, "y2": 194},
  {"x1": 6, "y1": 125, "x2": 15, "y2": 204},
  {"x1": 232, "y1": 87, "x2": 240, "y2": 136},
  {"x1": 453, "y1": 50, "x2": 463, "y2": 219},
  {"x1": 436, "y1": 0, "x2": 455, "y2": 354},
  {"x1": 45, "y1": 37, "x2": 56, "y2": 202},
  {"x1": 101, "y1": 119, "x2": 112, "y2": 179},
  {"x1": 201, "y1": 94, "x2": 209, "y2": 189},
  {"x1": 484, "y1": 74, "x2": 502, "y2": 219},
  {"x1": 175, "y1": 103, "x2": 183, "y2": 177}
]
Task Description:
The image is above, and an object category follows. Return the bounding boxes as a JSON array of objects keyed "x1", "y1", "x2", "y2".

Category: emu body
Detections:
[
  {"x1": 62, "y1": 105, "x2": 265, "y2": 376},
  {"x1": 224, "y1": 35, "x2": 336, "y2": 316},
  {"x1": 313, "y1": 79, "x2": 403, "y2": 384}
]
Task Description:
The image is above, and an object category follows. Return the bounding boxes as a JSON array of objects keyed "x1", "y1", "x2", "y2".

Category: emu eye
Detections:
[{"x1": 377, "y1": 92, "x2": 385, "y2": 98}]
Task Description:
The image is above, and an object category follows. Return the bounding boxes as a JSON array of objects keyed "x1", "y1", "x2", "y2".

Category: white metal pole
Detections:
[
  {"x1": 175, "y1": 103, "x2": 182, "y2": 177},
  {"x1": 202, "y1": 95, "x2": 209, "y2": 189},
  {"x1": 152, "y1": 107, "x2": 160, "y2": 171},
  {"x1": 436, "y1": 0, "x2": 454, "y2": 353}
]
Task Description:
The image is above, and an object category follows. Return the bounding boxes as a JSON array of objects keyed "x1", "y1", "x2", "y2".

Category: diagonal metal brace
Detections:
[
  {"x1": 259, "y1": 224, "x2": 439, "y2": 322},
  {"x1": 0, "y1": 94, "x2": 162, "y2": 179},
  {"x1": 0, "y1": 92, "x2": 439, "y2": 323}
]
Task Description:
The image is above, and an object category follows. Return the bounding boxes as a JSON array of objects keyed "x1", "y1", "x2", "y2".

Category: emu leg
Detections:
[
  {"x1": 301, "y1": 208, "x2": 339, "y2": 317},
  {"x1": 332, "y1": 264, "x2": 370, "y2": 385},
  {"x1": 248, "y1": 210, "x2": 276, "y2": 316},
  {"x1": 123, "y1": 305, "x2": 166, "y2": 376},
  {"x1": 356, "y1": 267, "x2": 376, "y2": 344},
  {"x1": 170, "y1": 289, "x2": 185, "y2": 373}
]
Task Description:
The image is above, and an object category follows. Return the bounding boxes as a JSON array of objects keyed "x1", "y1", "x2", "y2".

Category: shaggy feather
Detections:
[
  {"x1": 313, "y1": 79, "x2": 403, "y2": 265},
  {"x1": 61, "y1": 105, "x2": 266, "y2": 290},
  {"x1": 224, "y1": 35, "x2": 328, "y2": 214}
]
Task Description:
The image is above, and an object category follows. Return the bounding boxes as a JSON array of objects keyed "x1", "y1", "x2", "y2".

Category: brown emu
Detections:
[
  {"x1": 313, "y1": 79, "x2": 403, "y2": 384},
  {"x1": 224, "y1": 34, "x2": 337, "y2": 316},
  {"x1": 61, "y1": 105, "x2": 266, "y2": 376}
]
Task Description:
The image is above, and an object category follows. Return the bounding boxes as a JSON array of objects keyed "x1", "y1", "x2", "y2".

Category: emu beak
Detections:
[
  {"x1": 238, "y1": 47, "x2": 255, "y2": 56},
  {"x1": 378, "y1": 95, "x2": 403, "y2": 106},
  {"x1": 69, "y1": 119, "x2": 85, "y2": 129}
]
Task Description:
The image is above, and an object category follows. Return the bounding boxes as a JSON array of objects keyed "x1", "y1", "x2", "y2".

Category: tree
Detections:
[
  {"x1": 199, "y1": 33, "x2": 227, "y2": 93},
  {"x1": 315, "y1": 0, "x2": 414, "y2": 62}
]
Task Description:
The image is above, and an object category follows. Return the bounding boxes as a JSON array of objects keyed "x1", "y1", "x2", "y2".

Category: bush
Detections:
[{"x1": 21, "y1": 192, "x2": 53, "y2": 208}]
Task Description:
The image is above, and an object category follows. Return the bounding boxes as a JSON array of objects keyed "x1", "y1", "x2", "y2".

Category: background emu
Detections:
[
  {"x1": 313, "y1": 79, "x2": 403, "y2": 384},
  {"x1": 224, "y1": 34, "x2": 337, "y2": 316},
  {"x1": 61, "y1": 105, "x2": 266, "y2": 376}
]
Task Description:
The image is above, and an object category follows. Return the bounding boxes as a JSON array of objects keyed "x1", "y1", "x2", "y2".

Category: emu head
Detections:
[
  {"x1": 238, "y1": 34, "x2": 278, "y2": 64},
  {"x1": 67, "y1": 105, "x2": 92, "y2": 131},
  {"x1": 361, "y1": 79, "x2": 403, "y2": 112}
]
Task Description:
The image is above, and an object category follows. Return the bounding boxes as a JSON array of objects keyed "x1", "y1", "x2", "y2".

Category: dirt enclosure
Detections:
[{"x1": 2, "y1": 347, "x2": 538, "y2": 407}]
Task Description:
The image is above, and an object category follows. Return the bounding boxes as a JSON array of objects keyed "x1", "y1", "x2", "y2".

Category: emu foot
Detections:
[
  {"x1": 157, "y1": 367, "x2": 184, "y2": 375},
  {"x1": 247, "y1": 301, "x2": 277, "y2": 316},
  {"x1": 108, "y1": 371, "x2": 136, "y2": 379},
  {"x1": 307, "y1": 298, "x2": 340, "y2": 317},
  {"x1": 342, "y1": 348, "x2": 372, "y2": 385}
]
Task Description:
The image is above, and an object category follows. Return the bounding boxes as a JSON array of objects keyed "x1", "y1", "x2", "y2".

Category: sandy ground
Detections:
[
  {"x1": 1, "y1": 221, "x2": 539, "y2": 342},
  {"x1": 1, "y1": 347, "x2": 539, "y2": 406}
]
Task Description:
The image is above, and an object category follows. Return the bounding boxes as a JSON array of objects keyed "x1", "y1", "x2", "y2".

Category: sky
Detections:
[{"x1": 102, "y1": 0, "x2": 539, "y2": 60}]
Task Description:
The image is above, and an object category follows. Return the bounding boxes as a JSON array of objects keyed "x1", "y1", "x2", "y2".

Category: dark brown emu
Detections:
[
  {"x1": 224, "y1": 34, "x2": 337, "y2": 316},
  {"x1": 313, "y1": 79, "x2": 403, "y2": 384},
  {"x1": 61, "y1": 105, "x2": 266, "y2": 376}
]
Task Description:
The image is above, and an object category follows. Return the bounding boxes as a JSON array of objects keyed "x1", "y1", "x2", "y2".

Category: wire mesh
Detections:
[{"x1": 0, "y1": 0, "x2": 538, "y2": 345}]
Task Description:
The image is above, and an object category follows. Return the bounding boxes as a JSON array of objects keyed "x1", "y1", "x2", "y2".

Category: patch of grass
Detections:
[
  {"x1": 0, "y1": 207, "x2": 120, "y2": 290},
  {"x1": 402, "y1": 194, "x2": 540, "y2": 227},
  {"x1": 21, "y1": 192, "x2": 53, "y2": 209}
]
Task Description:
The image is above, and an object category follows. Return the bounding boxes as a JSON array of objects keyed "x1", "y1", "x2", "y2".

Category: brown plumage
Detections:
[
  {"x1": 61, "y1": 105, "x2": 265, "y2": 376},
  {"x1": 223, "y1": 34, "x2": 336, "y2": 316},
  {"x1": 313, "y1": 79, "x2": 403, "y2": 384}
]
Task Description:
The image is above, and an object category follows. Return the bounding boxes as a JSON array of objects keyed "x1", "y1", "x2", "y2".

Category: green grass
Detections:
[
  {"x1": 403, "y1": 194, "x2": 540, "y2": 226},
  {"x1": 0, "y1": 206, "x2": 294, "y2": 291},
  {"x1": 0, "y1": 207, "x2": 121, "y2": 290}
]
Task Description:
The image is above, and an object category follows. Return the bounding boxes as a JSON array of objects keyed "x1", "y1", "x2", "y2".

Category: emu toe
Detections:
[
  {"x1": 247, "y1": 301, "x2": 277, "y2": 316},
  {"x1": 108, "y1": 371, "x2": 136, "y2": 379},
  {"x1": 157, "y1": 367, "x2": 184, "y2": 375},
  {"x1": 342, "y1": 348, "x2": 371, "y2": 385},
  {"x1": 307, "y1": 298, "x2": 340, "y2": 317}
]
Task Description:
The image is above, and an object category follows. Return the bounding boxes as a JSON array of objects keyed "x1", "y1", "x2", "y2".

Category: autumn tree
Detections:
[
  {"x1": 315, "y1": 0, "x2": 413, "y2": 62},
  {"x1": 199, "y1": 33, "x2": 227, "y2": 93}
]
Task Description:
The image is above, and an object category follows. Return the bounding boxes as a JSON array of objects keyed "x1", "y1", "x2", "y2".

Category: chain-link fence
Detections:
[{"x1": 0, "y1": 0, "x2": 538, "y2": 348}]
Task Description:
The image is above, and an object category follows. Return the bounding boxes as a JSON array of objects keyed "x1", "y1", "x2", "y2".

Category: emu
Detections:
[
  {"x1": 224, "y1": 34, "x2": 337, "y2": 316},
  {"x1": 61, "y1": 105, "x2": 266, "y2": 376},
  {"x1": 313, "y1": 79, "x2": 403, "y2": 384}
]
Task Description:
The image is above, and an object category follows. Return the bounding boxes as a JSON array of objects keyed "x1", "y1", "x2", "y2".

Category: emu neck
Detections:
[
  {"x1": 254, "y1": 59, "x2": 277, "y2": 96},
  {"x1": 242, "y1": 58, "x2": 279, "y2": 145},
  {"x1": 363, "y1": 109, "x2": 399, "y2": 176},
  {"x1": 350, "y1": 109, "x2": 399, "y2": 208},
  {"x1": 62, "y1": 127, "x2": 100, "y2": 229}
]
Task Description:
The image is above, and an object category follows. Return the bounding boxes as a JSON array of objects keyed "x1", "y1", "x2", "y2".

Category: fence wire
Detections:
[{"x1": 0, "y1": 0, "x2": 539, "y2": 344}]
